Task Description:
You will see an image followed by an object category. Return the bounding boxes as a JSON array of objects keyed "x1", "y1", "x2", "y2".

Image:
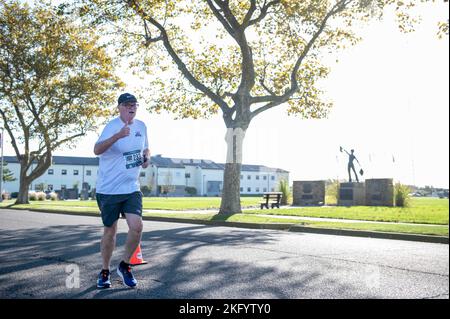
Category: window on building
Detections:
[
  {"x1": 271, "y1": 175, "x2": 275, "y2": 180},
  {"x1": 247, "y1": 187, "x2": 251, "y2": 192},
  {"x1": 256, "y1": 175, "x2": 260, "y2": 180},
  {"x1": 240, "y1": 175, "x2": 243, "y2": 180},
  {"x1": 62, "y1": 169, "x2": 67, "y2": 175},
  {"x1": 256, "y1": 187, "x2": 260, "y2": 192},
  {"x1": 73, "y1": 170, "x2": 79, "y2": 175},
  {"x1": 271, "y1": 188, "x2": 275, "y2": 192},
  {"x1": 86, "y1": 170, "x2": 91, "y2": 176},
  {"x1": 263, "y1": 188, "x2": 267, "y2": 192},
  {"x1": 48, "y1": 169, "x2": 54, "y2": 175},
  {"x1": 240, "y1": 187, "x2": 243, "y2": 192},
  {"x1": 247, "y1": 175, "x2": 251, "y2": 180},
  {"x1": 48, "y1": 185, "x2": 53, "y2": 191},
  {"x1": 263, "y1": 175, "x2": 267, "y2": 180},
  {"x1": 185, "y1": 173, "x2": 191, "y2": 178},
  {"x1": 140, "y1": 172, "x2": 146, "y2": 177}
]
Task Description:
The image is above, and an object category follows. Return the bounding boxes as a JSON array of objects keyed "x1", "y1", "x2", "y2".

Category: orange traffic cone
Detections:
[{"x1": 130, "y1": 243, "x2": 147, "y2": 266}]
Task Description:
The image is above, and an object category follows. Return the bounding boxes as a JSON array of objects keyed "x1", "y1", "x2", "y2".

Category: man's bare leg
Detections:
[
  {"x1": 101, "y1": 221, "x2": 118, "y2": 270},
  {"x1": 122, "y1": 213, "x2": 143, "y2": 263}
]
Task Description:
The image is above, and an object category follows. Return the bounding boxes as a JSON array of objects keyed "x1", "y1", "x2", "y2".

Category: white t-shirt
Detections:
[{"x1": 95, "y1": 117, "x2": 149, "y2": 194}]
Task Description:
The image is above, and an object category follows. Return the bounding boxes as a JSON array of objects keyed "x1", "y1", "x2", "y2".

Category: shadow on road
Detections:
[{"x1": 0, "y1": 222, "x2": 354, "y2": 298}]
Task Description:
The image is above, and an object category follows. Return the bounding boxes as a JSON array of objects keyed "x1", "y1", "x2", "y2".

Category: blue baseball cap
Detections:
[{"x1": 118, "y1": 93, "x2": 137, "y2": 105}]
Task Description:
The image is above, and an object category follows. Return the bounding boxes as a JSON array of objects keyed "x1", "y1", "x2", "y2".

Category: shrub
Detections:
[
  {"x1": 325, "y1": 180, "x2": 340, "y2": 205},
  {"x1": 50, "y1": 192, "x2": 58, "y2": 201},
  {"x1": 278, "y1": 179, "x2": 291, "y2": 205},
  {"x1": 141, "y1": 185, "x2": 152, "y2": 196},
  {"x1": 395, "y1": 183, "x2": 411, "y2": 207},
  {"x1": 185, "y1": 187, "x2": 197, "y2": 196},
  {"x1": 1, "y1": 192, "x2": 11, "y2": 200},
  {"x1": 90, "y1": 188, "x2": 96, "y2": 199},
  {"x1": 36, "y1": 191, "x2": 46, "y2": 201},
  {"x1": 29, "y1": 191, "x2": 37, "y2": 201}
]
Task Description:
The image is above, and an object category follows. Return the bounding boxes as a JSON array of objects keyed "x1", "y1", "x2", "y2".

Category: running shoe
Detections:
[
  {"x1": 117, "y1": 262, "x2": 137, "y2": 287},
  {"x1": 97, "y1": 269, "x2": 111, "y2": 289}
]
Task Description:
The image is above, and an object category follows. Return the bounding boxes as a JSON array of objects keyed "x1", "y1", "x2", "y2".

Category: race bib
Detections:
[{"x1": 123, "y1": 150, "x2": 143, "y2": 169}]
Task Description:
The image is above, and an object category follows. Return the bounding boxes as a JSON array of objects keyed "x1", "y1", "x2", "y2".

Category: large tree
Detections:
[
  {"x1": 70, "y1": 0, "x2": 447, "y2": 214},
  {"x1": 0, "y1": 0, "x2": 123, "y2": 204}
]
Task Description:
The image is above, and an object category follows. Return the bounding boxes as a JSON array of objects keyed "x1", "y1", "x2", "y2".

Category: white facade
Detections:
[
  {"x1": 3, "y1": 161, "x2": 98, "y2": 193},
  {"x1": 240, "y1": 171, "x2": 289, "y2": 194},
  {"x1": 2, "y1": 155, "x2": 289, "y2": 196}
]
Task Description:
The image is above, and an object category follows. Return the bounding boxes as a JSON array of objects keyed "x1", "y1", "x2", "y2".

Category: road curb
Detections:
[
  {"x1": 287, "y1": 225, "x2": 449, "y2": 244},
  {"x1": 141, "y1": 216, "x2": 448, "y2": 244},
  {"x1": 3, "y1": 207, "x2": 101, "y2": 218},
  {"x1": 2, "y1": 207, "x2": 448, "y2": 244}
]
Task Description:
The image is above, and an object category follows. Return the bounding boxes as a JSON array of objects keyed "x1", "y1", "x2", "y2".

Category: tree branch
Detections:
[
  {"x1": 205, "y1": 0, "x2": 236, "y2": 37},
  {"x1": 242, "y1": 0, "x2": 257, "y2": 28},
  {"x1": 247, "y1": 0, "x2": 281, "y2": 27},
  {"x1": 288, "y1": 1, "x2": 347, "y2": 93},
  {"x1": 126, "y1": 0, "x2": 230, "y2": 114},
  {"x1": 27, "y1": 96, "x2": 52, "y2": 150},
  {"x1": 51, "y1": 132, "x2": 86, "y2": 150},
  {"x1": 213, "y1": 0, "x2": 241, "y2": 30},
  {"x1": 142, "y1": 19, "x2": 164, "y2": 45},
  {"x1": 258, "y1": 63, "x2": 277, "y2": 97},
  {"x1": 0, "y1": 108, "x2": 21, "y2": 158},
  {"x1": 251, "y1": 0, "x2": 352, "y2": 119},
  {"x1": 28, "y1": 150, "x2": 52, "y2": 182}
]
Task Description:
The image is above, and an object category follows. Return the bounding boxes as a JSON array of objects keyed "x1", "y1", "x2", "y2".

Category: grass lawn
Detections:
[
  {"x1": 1, "y1": 197, "x2": 448, "y2": 236},
  {"x1": 0, "y1": 197, "x2": 261, "y2": 210},
  {"x1": 245, "y1": 197, "x2": 449, "y2": 225}
]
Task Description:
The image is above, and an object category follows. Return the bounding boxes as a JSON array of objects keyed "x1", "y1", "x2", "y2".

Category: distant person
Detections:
[
  {"x1": 94, "y1": 93, "x2": 150, "y2": 288},
  {"x1": 340, "y1": 147, "x2": 361, "y2": 183}
]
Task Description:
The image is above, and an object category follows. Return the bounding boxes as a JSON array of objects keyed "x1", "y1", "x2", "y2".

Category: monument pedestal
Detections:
[
  {"x1": 293, "y1": 181, "x2": 325, "y2": 206},
  {"x1": 338, "y1": 182, "x2": 365, "y2": 206},
  {"x1": 365, "y1": 178, "x2": 394, "y2": 206}
]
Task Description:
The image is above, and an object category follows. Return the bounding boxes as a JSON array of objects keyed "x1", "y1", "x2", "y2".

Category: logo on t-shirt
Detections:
[{"x1": 135, "y1": 131, "x2": 142, "y2": 137}]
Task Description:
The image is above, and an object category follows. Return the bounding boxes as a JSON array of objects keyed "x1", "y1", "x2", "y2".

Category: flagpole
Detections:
[{"x1": 0, "y1": 127, "x2": 4, "y2": 202}]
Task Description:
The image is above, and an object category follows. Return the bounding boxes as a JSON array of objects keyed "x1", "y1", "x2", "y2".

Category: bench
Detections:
[{"x1": 260, "y1": 192, "x2": 282, "y2": 209}]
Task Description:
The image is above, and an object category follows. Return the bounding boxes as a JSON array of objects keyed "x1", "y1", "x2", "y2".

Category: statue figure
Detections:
[{"x1": 340, "y1": 146, "x2": 364, "y2": 183}]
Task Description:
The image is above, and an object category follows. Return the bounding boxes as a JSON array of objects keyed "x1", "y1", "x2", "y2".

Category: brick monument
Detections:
[
  {"x1": 365, "y1": 178, "x2": 394, "y2": 207},
  {"x1": 293, "y1": 180, "x2": 325, "y2": 206},
  {"x1": 338, "y1": 182, "x2": 366, "y2": 206}
]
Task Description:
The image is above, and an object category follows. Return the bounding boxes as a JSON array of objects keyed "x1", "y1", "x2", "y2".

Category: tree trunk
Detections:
[
  {"x1": 14, "y1": 151, "x2": 52, "y2": 204},
  {"x1": 219, "y1": 127, "x2": 246, "y2": 214},
  {"x1": 220, "y1": 163, "x2": 242, "y2": 214},
  {"x1": 15, "y1": 178, "x2": 30, "y2": 204}
]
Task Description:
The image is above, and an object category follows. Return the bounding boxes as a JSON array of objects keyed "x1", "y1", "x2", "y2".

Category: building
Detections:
[{"x1": 2, "y1": 154, "x2": 289, "y2": 197}]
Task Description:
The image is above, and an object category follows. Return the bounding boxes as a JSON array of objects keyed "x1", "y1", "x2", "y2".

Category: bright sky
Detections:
[{"x1": 3, "y1": 2, "x2": 449, "y2": 189}]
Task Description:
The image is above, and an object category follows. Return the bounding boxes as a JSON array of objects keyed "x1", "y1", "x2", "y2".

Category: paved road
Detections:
[{"x1": 0, "y1": 209, "x2": 448, "y2": 299}]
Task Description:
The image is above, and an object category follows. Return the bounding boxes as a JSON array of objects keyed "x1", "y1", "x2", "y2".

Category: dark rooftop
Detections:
[{"x1": 3, "y1": 154, "x2": 288, "y2": 173}]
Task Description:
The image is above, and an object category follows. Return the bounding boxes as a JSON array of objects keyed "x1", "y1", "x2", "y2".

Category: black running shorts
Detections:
[{"x1": 96, "y1": 191, "x2": 143, "y2": 227}]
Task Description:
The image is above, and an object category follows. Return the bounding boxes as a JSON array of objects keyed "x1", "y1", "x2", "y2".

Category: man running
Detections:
[{"x1": 94, "y1": 93, "x2": 150, "y2": 288}]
